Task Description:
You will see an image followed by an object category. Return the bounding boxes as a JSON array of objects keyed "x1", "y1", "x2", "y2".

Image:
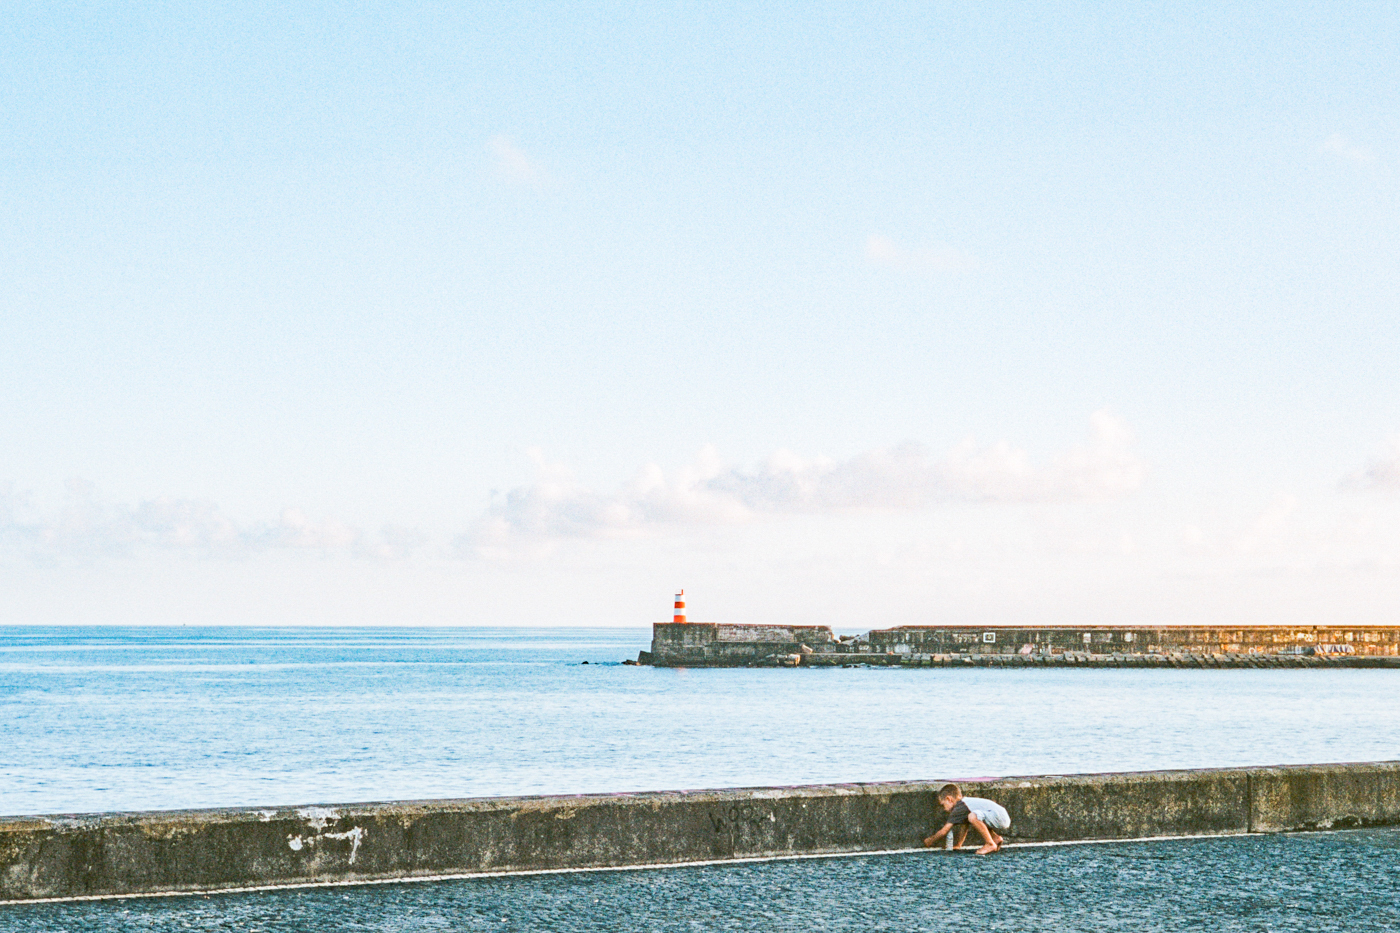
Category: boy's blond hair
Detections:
[{"x1": 937, "y1": 783, "x2": 961, "y2": 802}]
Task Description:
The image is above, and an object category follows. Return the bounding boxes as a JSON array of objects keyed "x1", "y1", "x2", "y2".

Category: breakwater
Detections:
[
  {"x1": 4, "y1": 761, "x2": 1398, "y2": 904},
  {"x1": 829, "y1": 652, "x2": 1400, "y2": 669},
  {"x1": 643, "y1": 622, "x2": 1400, "y2": 667}
]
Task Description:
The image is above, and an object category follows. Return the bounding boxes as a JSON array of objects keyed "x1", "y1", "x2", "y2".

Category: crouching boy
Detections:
[{"x1": 922, "y1": 783, "x2": 1010, "y2": 855}]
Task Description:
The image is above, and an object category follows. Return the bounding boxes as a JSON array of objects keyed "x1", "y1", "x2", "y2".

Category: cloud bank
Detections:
[
  {"x1": 467, "y1": 411, "x2": 1146, "y2": 555},
  {"x1": 0, "y1": 483, "x2": 423, "y2": 564},
  {"x1": 5, "y1": 414, "x2": 1148, "y2": 564}
]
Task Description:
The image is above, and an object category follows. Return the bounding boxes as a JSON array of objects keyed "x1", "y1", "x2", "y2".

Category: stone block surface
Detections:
[
  {"x1": 1248, "y1": 761, "x2": 1400, "y2": 832},
  {"x1": 3, "y1": 762, "x2": 1398, "y2": 903}
]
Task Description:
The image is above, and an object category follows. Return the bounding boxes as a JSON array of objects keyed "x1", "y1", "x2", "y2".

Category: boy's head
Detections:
[{"x1": 937, "y1": 783, "x2": 963, "y2": 811}]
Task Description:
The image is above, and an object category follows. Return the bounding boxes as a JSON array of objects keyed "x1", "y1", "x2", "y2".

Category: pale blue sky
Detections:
[{"x1": 2, "y1": 2, "x2": 1398, "y2": 626}]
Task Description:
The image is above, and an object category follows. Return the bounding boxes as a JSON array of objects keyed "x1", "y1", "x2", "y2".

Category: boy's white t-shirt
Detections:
[{"x1": 962, "y1": 796, "x2": 1011, "y2": 829}]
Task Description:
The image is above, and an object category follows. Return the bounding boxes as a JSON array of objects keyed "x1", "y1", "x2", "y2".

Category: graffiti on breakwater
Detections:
[{"x1": 710, "y1": 803, "x2": 776, "y2": 851}]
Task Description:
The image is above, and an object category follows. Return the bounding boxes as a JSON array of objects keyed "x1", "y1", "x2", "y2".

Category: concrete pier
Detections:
[
  {"x1": 645, "y1": 622, "x2": 1400, "y2": 667},
  {"x1": 4, "y1": 761, "x2": 1398, "y2": 903},
  {"x1": 640, "y1": 622, "x2": 840, "y2": 666}
]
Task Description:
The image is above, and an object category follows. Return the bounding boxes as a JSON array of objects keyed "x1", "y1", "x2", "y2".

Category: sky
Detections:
[{"x1": 1, "y1": 1, "x2": 1398, "y2": 628}]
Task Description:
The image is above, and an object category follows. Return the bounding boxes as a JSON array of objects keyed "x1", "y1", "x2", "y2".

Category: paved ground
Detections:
[{"x1": 5, "y1": 829, "x2": 1398, "y2": 932}]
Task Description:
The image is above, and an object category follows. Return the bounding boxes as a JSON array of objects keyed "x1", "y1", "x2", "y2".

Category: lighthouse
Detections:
[{"x1": 673, "y1": 590, "x2": 687, "y2": 624}]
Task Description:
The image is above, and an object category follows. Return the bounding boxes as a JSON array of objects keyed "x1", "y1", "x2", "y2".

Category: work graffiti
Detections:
[{"x1": 709, "y1": 803, "x2": 777, "y2": 850}]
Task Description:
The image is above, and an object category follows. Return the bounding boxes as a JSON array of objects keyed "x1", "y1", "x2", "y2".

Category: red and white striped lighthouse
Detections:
[{"x1": 673, "y1": 590, "x2": 686, "y2": 624}]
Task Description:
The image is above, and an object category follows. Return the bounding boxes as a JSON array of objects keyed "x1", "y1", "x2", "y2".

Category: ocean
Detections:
[{"x1": 3, "y1": 626, "x2": 1399, "y2": 816}]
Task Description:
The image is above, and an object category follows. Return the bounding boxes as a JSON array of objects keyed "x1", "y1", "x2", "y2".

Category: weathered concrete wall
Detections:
[
  {"x1": 1249, "y1": 762, "x2": 1400, "y2": 832},
  {"x1": 855, "y1": 652, "x2": 1400, "y2": 669},
  {"x1": 650, "y1": 622, "x2": 838, "y2": 666},
  {"x1": 869, "y1": 624, "x2": 1400, "y2": 656},
  {"x1": 648, "y1": 623, "x2": 1400, "y2": 667},
  {"x1": 3, "y1": 761, "x2": 1398, "y2": 903}
]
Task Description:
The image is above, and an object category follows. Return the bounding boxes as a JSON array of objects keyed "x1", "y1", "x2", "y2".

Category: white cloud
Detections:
[
  {"x1": 488, "y1": 134, "x2": 550, "y2": 186},
  {"x1": 1321, "y1": 133, "x2": 1377, "y2": 166},
  {"x1": 358, "y1": 525, "x2": 431, "y2": 561},
  {"x1": 865, "y1": 234, "x2": 977, "y2": 273},
  {"x1": 0, "y1": 485, "x2": 424, "y2": 564},
  {"x1": 1342, "y1": 440, "x2": 1400, "y2": 492},
  {"x1": 463, "y1": 411, "x2": 1146, "y2": 555},
  {"x1": 0, "y1": 486, "x2": 243, "y2": 562},
  {"x1": 262, "y1": 508, "x2": 359, "y2": 551}
]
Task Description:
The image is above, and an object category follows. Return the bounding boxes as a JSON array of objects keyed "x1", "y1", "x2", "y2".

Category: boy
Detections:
[{"x1": 922, "y1": 783, "x2": 1010, "y2": 855}]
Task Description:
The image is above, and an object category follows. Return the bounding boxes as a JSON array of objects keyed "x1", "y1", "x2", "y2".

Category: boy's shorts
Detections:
[{"x1": 968, "y1": 801, "x2": 1011, "y2": 832}]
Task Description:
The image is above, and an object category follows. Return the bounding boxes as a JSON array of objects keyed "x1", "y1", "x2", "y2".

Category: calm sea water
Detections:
[{"x1": 3, "y1": 626, "x2": 1399, "y2": 816}]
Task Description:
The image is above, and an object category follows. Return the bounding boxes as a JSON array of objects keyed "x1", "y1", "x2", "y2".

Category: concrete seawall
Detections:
[
  {"x1": 645, "y1": 622, "x2": 1400, "y2": 666},
  {"x1": 3, "y1": 761, "x2": 1398, "y2": 903}
]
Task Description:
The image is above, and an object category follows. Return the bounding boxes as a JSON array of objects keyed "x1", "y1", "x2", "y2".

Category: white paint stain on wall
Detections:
[
  {"x1": 285, "y1": 826, "x2": 366, "y2": 864},
  {"x1": 323, "y1": 827, "x2": 366, "y2": 864},
  {"x1": 296, "y1": 807, "x2": 340, "y2": 831}
]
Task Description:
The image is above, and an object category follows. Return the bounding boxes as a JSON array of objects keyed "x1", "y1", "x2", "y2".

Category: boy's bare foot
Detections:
[{"x1": 975, "y1": 843, "x2": 999, "y2": 855}]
